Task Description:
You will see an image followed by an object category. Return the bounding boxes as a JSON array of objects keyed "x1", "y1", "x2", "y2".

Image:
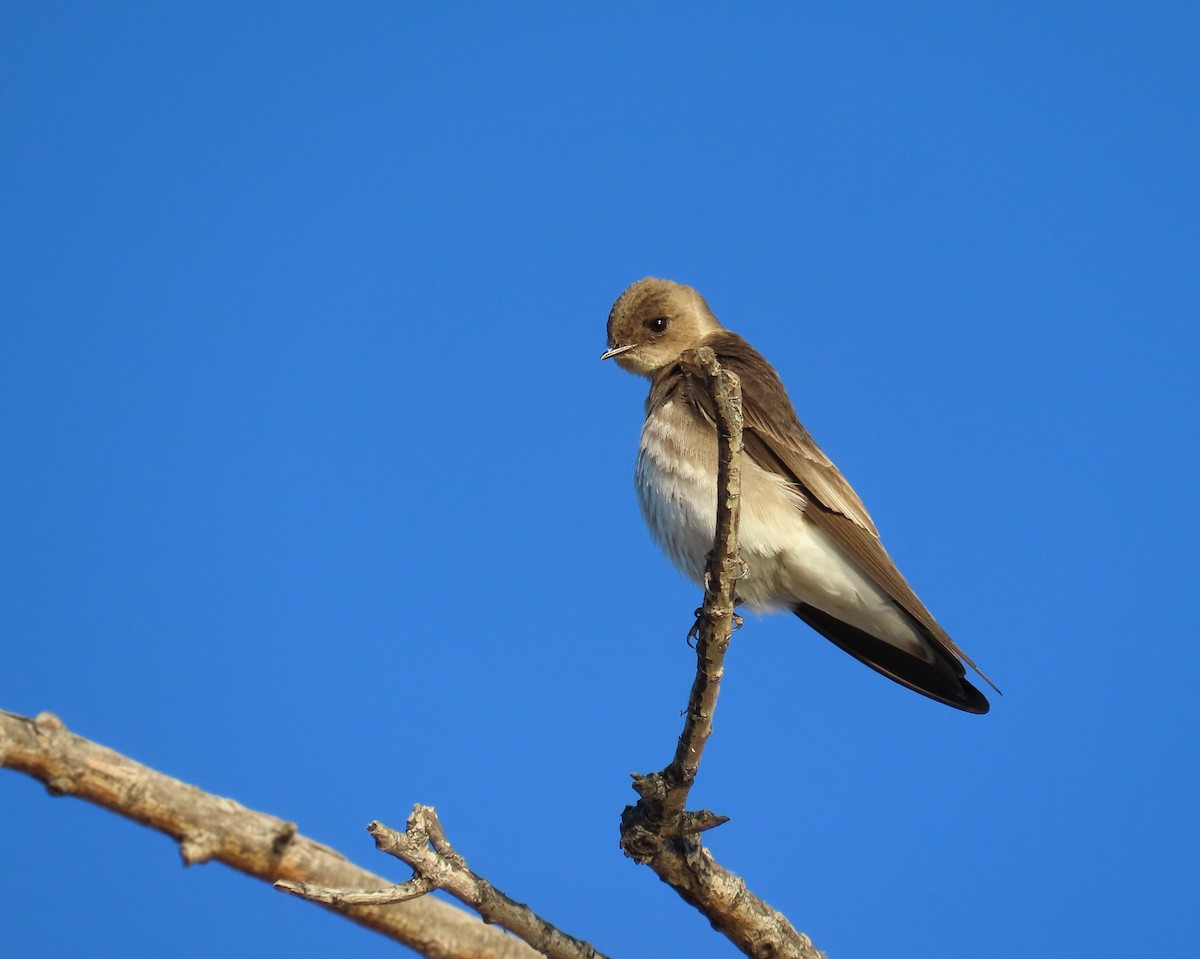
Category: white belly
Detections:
[{"x1": 635, "y1": 400, "x2": 927, "y2": 653}]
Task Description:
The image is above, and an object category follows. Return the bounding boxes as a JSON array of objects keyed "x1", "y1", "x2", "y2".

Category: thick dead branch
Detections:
[
  {"x1": 618, "y1": 348, "x2": 830, "y2": 959},
  {"x1": 280, "y1": 805, "x2": 610, "y2": 959},
  {"x1": 0, "y1": 708, "x2": 537, "y2": 959}
]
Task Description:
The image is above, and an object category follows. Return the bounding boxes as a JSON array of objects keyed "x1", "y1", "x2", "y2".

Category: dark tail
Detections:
[{"x1": 793, "y1": 604, "x2": 990, "y2": 714}]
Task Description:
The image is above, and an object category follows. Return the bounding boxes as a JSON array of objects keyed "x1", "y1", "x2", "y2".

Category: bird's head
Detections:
[{"x1": 601, "y1": 277, "x2": 722, "y2": 378}]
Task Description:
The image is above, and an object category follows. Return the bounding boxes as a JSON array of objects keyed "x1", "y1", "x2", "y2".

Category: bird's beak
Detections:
[{"x1": 600, "y1": 343, "x2": 636, "y2": 361}]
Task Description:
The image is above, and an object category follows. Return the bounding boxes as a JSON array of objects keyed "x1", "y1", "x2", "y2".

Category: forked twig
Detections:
[{"x1": 278, "y1": 805, "x2": 609, "y2": 959}]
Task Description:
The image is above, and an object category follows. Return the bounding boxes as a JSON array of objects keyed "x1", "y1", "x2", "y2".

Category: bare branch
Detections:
[
  {"x1": 0, "y1": 708, "x2": 538, "y2": 959},
  {"x1": 618, "y1": 348, "x2": 831, "y2": 959},
  {"x1": 282, "y1": 805, "x2": 610, "y2": 959}
]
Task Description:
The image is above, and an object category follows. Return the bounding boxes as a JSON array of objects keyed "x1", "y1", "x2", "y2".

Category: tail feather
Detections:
[{"x1": 793, "y1": 603, "x2": 990, "y2": 714}]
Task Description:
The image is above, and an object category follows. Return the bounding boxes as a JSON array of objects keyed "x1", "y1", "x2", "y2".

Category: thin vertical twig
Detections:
[{"x1": 618, "y1": 347, "x2": 829, "y2": 959}]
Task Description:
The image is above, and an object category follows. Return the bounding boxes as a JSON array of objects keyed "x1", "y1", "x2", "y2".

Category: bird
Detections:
[{"x1": 601, "y1": 277, "x2": 994, "y2": 713}]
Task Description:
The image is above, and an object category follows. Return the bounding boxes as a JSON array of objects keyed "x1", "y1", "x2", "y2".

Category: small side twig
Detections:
[
  {"x1": 279, "y1": 805, "x2": 610, "y2": 959},
  {"x1": 618, "y1": 348, "x2": 830, "y2": 959}
]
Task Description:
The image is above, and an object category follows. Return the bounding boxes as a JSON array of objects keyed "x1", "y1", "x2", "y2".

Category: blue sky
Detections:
[{"x1": 3, "y1": 3, "x2": 1197, "y2": 956}]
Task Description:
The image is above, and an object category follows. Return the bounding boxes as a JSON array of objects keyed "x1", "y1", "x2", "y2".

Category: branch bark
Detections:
[
  {"x1": 0, "y1": 708, "x2": 538, "y2": 959},
  {"x1": 618, "y1": 347, "x2": 830, "y2": 959},
  {"x1": 279, "y1": 806, "x2": 610, "y2": 959}
]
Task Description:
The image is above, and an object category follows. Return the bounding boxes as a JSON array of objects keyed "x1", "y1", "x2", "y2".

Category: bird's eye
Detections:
[{"x1": 646, "y1": 317, "x2": 670, "y2": 334}]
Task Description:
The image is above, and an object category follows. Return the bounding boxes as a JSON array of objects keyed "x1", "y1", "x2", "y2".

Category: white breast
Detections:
[{"x1": 635, "y1": 399, "x2": 929, "y2": 655}]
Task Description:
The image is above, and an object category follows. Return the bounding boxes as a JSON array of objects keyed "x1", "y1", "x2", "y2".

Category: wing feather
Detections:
[{"x1": 674, "y1": 332, "x2": 997, "y2": 693}]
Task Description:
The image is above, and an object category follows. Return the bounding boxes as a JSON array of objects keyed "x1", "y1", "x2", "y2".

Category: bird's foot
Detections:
[
  {"x1": 688, "y1": 606, "x2": 743, "y2": 645},
  {"x1": 703, "y1": 556, "x2": 749, "y2": 593}
]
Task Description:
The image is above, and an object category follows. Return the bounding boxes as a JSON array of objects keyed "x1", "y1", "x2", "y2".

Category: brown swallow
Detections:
[{"x1": 603, "y1": 277, "x2": 995, "y2": 713}]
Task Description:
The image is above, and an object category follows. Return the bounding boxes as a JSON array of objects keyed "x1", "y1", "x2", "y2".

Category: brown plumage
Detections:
[{"x1": 603, "y1": 277, "x2": 995, "y2": 713}]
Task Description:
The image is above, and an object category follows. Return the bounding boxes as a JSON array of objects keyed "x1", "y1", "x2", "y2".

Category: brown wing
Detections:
[{"x1": 680, "y1": 332, "x2": 997, "y2": 694}]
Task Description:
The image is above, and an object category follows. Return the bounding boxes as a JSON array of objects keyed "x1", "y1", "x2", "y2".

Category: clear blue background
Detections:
[{"x1": 3, "y1": 3, "x2": 1197, "y2": 957}]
